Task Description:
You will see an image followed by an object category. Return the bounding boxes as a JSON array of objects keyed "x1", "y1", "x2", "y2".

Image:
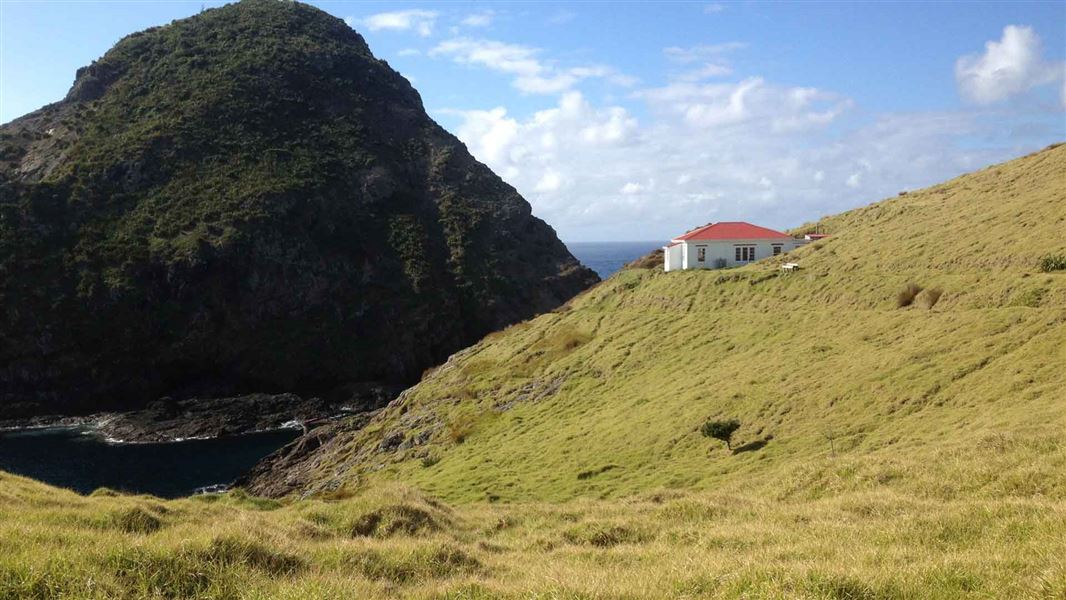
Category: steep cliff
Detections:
[{"x1": 0, "y1": 0, "x2": 597, "y2": 417}]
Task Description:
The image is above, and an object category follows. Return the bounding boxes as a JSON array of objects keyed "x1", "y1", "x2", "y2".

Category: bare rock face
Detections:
[{"x1": 0, "y1": 0, "x2": 597, "y2": 418}]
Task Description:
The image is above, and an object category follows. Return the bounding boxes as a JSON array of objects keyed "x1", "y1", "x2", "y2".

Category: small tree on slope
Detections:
[{"x1": 701, "y1": 419, "x2": 741, "y2": 450}]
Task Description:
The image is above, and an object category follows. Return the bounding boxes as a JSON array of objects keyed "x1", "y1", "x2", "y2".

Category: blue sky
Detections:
[{"x1": 2, "y1": 1, "x2": 1064, "y2": 241}]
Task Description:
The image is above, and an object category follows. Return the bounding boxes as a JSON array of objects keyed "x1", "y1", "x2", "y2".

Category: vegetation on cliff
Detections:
[{"x1": 0, "y1": 0, "x2": 596, "y2": 418}]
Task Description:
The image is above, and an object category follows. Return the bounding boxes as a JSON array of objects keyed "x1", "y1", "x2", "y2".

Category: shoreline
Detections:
[{"x1": 0, "y1": 392, "x2": 381, "y2": 445}]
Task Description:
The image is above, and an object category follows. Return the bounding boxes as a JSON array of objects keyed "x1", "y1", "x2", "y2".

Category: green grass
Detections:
[
  {"x1": 0, "y1": 472, "x2": 1062, "y2": 599},
  {"x1": 264, "y1": 144, "x2": 1066, "y2": 505}
]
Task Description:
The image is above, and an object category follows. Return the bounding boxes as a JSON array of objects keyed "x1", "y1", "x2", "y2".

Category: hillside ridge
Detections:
[{"x1": 247, "y1": 143, "x2": 1066, "y2": 500}]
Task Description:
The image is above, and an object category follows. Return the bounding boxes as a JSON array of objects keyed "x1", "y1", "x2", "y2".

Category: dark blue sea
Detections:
[
  {"x1": 0, "y1": 427, "x2": 298, "y2": 498},
  {"x1": 566, "y1": 241, "x2": 663, "y2": 278}
]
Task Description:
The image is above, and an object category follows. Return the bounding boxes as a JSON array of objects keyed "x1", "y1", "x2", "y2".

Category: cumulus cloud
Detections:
[
  {"x1": 431, "y1": 28, "x2": 1054, "y2": 240},
  {"x1": 430, "y1": 38, "x2": 634, "y2": 94},
  {"x1": 441, "y1": 85, "x2": 1021, "y2": 240},
  {"x1": 955, "y1": 25, "x2": 1064, "y2": 105},
  {"x1": 351, "y1": 9, "x2": 438, "y2": 37},
  {"x1": 635, "y1": 77, "x2": 852, "y2": 131}
]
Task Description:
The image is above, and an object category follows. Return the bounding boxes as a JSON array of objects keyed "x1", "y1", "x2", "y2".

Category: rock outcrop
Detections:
[{"x1": 0, "y1": 0, "x2": 597, "y2": 418}]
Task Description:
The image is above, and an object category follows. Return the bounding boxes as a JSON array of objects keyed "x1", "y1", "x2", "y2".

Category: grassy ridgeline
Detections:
[
  {"x1": 254, "y1": 144, "x2": 1066, "y2": 504},
  {"x1": 0, "y1": 471, "x2": 1062, "y2": 599}
]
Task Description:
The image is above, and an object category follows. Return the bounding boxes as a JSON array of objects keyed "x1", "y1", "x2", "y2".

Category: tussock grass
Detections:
[
  {"x1": 0, "y1": 474, "x2": 1061, "y2": 598},
  {"x1": 1041, "y1": 254, "x2": 1066, "y2": 272},
  {"x1": 896, "y1": 282, "x2": 923, "y2": 307},
  {"x1": 914, "y1": 287, "x2": 943, "y2": 310}
]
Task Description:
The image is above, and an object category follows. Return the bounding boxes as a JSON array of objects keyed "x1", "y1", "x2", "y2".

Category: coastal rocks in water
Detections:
[
  {"x1": 95, "y1": 393, "x2": 335, "y2": 443},
  {"x1": 0, "y1": 0, "x2": 598, "y2": 420}
]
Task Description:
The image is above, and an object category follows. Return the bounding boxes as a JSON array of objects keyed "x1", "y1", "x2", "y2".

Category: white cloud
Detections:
[
  {"x1": 433, "y1": 31, "x2": 1053, "y2": 240},
  {"x1": 704, "y1": 3, "x2": 726, "y2": 14},
  {"x1": 397, "y1": 48, "x2": 422, "y2": 57},
  {"x1": 461, "y1": 11, "x2": 494, "y2": 27},
  {"x1": 442, "y1": 82, "x2": 1022, "y2": 240},
  {"x1": 535, "y1": 170, "x2": 563, "y2": 192},
  {"x1": 664, "y1": 43, "x2": 745, "y2": 83},
  {"x1": 955, "y1": 25, "x2": 1064, "y2": 105},
  {"x1": 352, "y1": 9, "x2": 438, "y2": 37},
  {"x1": 430, "y1": 38, "x2": 633, "y2": 94},
  {"x1": 636, "y1": 77, "x2": 852, "y2": 131}
]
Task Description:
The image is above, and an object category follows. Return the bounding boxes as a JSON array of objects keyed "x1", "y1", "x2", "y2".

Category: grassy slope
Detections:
[
  {"x1": 1, "y1": 471, "x2": 1063, "y2": 599},
  {"x1": 280, "y1": 144, "x2": 1066, "y2": 505},
  {"x1": 2, "y1": 146, "x2": 1065, "y2": 600}
]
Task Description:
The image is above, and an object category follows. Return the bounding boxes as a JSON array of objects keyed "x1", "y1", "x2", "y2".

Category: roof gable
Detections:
[{"x1": 673, "y1": 221, "x2": 792, "y2": 241}]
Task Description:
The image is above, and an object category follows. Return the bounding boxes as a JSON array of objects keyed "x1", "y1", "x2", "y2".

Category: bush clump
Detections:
[
  {"x1": 563, "y1": 522, "x2": 649, "y2": 547},
  {"x1": 447, "y1": 413, "x2": 479, "y2": 444},
  {"x1": 200, "y1": 536, "x2": 304, "y2": 576},
  {"x1": 345, "y1": 543, "x2": 480, "y2": 583},
  {"x1": 701, "y1": 419, "x2": 741, "y2": 450},
  {"x1": 109, "y1": 507, "x2": 163, "y2": 534},
  {"x1": 896, "y1": 283, "x2": 924, "y2": 308},
  {"x1": 1040, "y1": 254, "x2": 1066, "y2": 272},
  {"x1": 349, "y1": 504, "x2": 441, "y2": 538}
]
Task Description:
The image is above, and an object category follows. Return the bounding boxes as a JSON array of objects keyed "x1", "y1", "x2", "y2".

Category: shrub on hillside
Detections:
[
  {"x1": 109, "y1": 507, "x2": 163, "y2": 534},
  {"x1": 701, "y1": 419, "x2": 741, "y2": 450},
  {"x1": 896, "y1": 283, "x2": 923, "y2": 308},
  {"x1": 447, "y1": 413, "x2": 479, "y2": 444},
  {"x1": 1040, "y1": 254, "x2": 1066, "y2": 272},
  {"x1": 914, "y1": 288, "x2": 943, "y2": 310}
]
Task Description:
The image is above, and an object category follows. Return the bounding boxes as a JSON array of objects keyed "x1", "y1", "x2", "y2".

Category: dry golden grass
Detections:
[{"x1": 0, "y1": 472, "x2": 1063, "y2": 599}]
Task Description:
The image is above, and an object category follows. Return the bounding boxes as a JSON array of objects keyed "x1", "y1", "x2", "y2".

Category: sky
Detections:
[{"x1": 2, "y1": 1, "x2": 1064, "y2": 241}]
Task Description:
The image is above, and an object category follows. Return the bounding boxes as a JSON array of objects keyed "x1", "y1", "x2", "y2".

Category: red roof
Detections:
[{"x1": 673, "y1": 221, "x2": 792, "y2": 242}]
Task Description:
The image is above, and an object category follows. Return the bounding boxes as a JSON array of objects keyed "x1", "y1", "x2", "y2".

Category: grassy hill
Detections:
[
  {"x1": 1, "y1": 145, "x2": 1064, "y2": 599},
  {"x1": 250, "y1": 143, "x2": 1066, "y2": 505}
]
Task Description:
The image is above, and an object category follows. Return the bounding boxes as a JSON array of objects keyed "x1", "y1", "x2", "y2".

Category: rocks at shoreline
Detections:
[
  {"x1": 0, "y1": 385, "x2": 403, "y2": 444},
  {"x1": 96, "y1": 393, "x2": 332, "y2": 443}
]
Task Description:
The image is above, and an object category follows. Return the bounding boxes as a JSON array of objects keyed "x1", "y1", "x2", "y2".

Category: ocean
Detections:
[
  {"x1": 566, "y1": 241, "x2": 663, "y2": 278},
  {"x1": 0, "y1": 427, "x2": 298, "y2": 497}
]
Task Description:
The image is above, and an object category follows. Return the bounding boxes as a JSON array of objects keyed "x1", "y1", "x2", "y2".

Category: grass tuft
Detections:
[
  {"x1": 108, "y1": 506, "x2": 163, "y2": 534},
  {"x1": 896, "y1": 282, "x2": 924, "y2": 307},
  {"x1": 914, "y1": 288, "x2": 943, "y2": 310}
]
